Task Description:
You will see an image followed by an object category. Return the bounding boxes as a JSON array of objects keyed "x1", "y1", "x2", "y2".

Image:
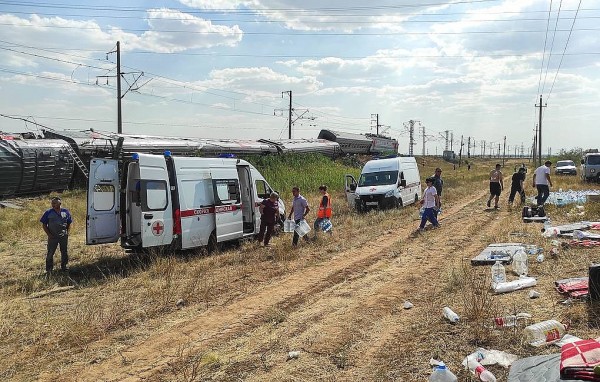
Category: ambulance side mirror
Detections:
[
  {"x1": 400, "y1": 179, "x2": 407, "y2": 187},
  {"x1": 349, "y1": 183, "x2": 357, "y2": 192}
]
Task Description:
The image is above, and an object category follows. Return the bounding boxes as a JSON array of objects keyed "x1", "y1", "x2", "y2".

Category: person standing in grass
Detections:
[
  {"x1": 256, "y1": 192, "x2": 279, "y2": 247},
  {"x1": 312, "y1": 185, "x2": 332, "y2": 239},
  {"x1": 487, "y1": 163, "x2": 504, "y2": 209},
  {"x1": 533, "y1": 160, "x2": 553, "y2": 207},
  {"x1": 40, "y1": 196, "x2": 72, "y2": 274},
  {"x1": 508, "y1": 167, "x2": 527, "y2": 206},
  {"x1": 417, "y1": 177, "x2": 440, "y2": 232},
  {"x1": 288, "y1": 186, "x2": 310, "y2": 246}
]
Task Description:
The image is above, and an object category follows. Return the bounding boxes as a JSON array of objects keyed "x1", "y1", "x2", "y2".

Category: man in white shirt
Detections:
[
  {"x1": 532, "y1": 160, "x2": 553, "y2": 206},
  {"x1": 417, "y1": 177, "x2": 440, "y2": 232}
]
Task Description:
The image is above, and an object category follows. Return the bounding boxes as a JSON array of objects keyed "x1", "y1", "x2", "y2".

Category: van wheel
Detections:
[
  {"x1": 207, "y1": 232, "x2": 219, "y2": 253},
  {"x1": 396, "y1": 198, "x2": 403, "y2": 208}
]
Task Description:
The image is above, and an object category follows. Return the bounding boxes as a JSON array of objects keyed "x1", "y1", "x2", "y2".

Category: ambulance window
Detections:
[
  {"x1": 255, "y1": 180, "x2": 269, "y2": 199},
  {"x1": 214, "y1": 179, "x2": 240, "y2": 205},
  {"x1": 143, "y1": 180, "x2": 168, "y2": 211},
  {"x1": 92, "y1": 184, "x2": 115, "y2": 211}
]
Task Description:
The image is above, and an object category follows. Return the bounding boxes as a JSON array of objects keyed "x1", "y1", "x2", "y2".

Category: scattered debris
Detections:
[
  {"x1": 403, "y1": 300, "x2": 414, "y2": 309},
  {"x1": 287, "y1": 351, "x2": 300, "y2": 360},
  {"x1": 176, "y1": 299, "x2": 185, "y2": 308},
  {"x1": 529, "y1": 290, "x2": 541, "y2": 299}
]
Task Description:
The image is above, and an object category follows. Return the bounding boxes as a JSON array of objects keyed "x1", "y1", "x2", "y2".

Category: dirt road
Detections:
[{"x1": 51, "y1": 187, "x2": 517, "y2": 382}]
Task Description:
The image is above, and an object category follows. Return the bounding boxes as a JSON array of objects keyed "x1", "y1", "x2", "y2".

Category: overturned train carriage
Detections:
[
  {"x1": 317, "y1": 129, "x2": 398, "y2": 155},
  {"x1": 0, "y1": 130, "x2": 342, "y2": 198},
  {"x1": 0, "y1": 138, "x2": 75, "y2": 198}
]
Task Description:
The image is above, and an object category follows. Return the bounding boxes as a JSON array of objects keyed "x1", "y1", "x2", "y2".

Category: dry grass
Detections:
[{"x1": 0, "y1": 158, "x2": 599, "y2": 381}]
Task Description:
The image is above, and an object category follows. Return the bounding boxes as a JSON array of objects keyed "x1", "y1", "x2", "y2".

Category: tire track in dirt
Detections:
[
  {"x1": 56, "y1": 190, "x2": 490, "y2": 382},
  {"x1": 233, "y1": 190, "x2": 504, "y2": 381}
]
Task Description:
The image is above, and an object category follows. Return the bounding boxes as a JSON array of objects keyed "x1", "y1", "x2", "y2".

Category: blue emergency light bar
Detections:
[
  {"x1": 164, "y1": 150, "x2": 172, "y2": 157},
  {"x1": 218, "y1": 153, "x2": 236, "y2": 158},
  {"x1": 131, "y1": 153, "x2": 140, "y2": 160}
]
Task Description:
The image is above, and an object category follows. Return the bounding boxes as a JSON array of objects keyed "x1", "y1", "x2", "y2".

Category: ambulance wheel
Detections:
[
  {"x1": 207, "y1": 232, "x2": 219, "y2": 253},
  {"x1": 414, "y1": 194, "x2": 419, "y2": 204},
  {"x1": 395, "y1": 198, "x2": 403, "y2": 208}
]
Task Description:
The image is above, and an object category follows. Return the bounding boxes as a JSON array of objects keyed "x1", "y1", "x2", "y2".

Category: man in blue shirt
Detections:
[
  {"x1": 40, "y1": 197, "x2": 72, "y2": 273},
  {"x1": 287, "y1": 186, "x2": 310, "y2": 247}
]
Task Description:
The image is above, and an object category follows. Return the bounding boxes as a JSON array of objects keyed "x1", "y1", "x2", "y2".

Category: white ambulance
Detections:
[
  {"x1": 86, "y1": 152, "x2": 284, "y2": 251},
  {"x1": 344, "y1": 156, "x2": 421, "y2": 211}
]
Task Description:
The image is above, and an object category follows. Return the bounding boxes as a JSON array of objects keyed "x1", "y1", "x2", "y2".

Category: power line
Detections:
[
  {"x1": 547, "y1": 0, "x2": 583, "y2": 102},
  {"x1": 541, "y1": 0, "x2": 563, "y2": 95}
]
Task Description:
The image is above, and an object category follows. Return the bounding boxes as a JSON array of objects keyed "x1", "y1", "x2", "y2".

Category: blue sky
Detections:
[{"x1": 0, "y1": 0, "x2": 598, "y2": 155}]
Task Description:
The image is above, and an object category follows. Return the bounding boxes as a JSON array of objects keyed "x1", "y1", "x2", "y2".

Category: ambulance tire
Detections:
[
  {"x1": 207, "y1": 232, "x2": 219, "y2": 253},
  {"x1": 395, "y1": 198, "x2": 402, "y2": 208}
]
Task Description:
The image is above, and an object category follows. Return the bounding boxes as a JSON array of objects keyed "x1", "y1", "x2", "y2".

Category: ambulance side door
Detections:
[
  {"x1": 344, "y1": 174, "x2": 359, "y2": 209},
  {"x1": 212, "y1": 168, "x2": 243, "y2": 242}
]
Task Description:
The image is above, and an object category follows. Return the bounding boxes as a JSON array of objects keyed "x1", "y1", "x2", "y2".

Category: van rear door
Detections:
[
  {"x1": 86, "y1": 158, "x2": 120, "y2": 245},
  {"x1": 137, "y1": 154, "x2": 174, "y2": 248},
  {"x1": 212, "y1": 168, "x2": 244, "y2": 242}
]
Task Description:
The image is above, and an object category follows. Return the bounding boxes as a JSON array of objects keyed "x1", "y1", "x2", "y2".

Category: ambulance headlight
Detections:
[
  {"x1": 385, "y1": 190, "x2": 394, "y2": 198},
  {"x1": 164, "y1": 150, "x2": 171, "y2": 157},
  {"x1": 131, "y1": 153, "x2": 139, "y2": 161}
]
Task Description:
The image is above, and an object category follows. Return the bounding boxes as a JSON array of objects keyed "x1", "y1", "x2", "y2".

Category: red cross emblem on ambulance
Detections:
[{"x1": 151, "y1": 221, "x2": 164, "y2": 236}]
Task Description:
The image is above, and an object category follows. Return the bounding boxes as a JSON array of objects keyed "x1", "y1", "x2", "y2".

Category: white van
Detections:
[
  {"x1": 344, "y1": 156, "x2": 421, "y2": 211},
  {"x1": 86, "y1": 152, "x2": 284, "y2": 251}
]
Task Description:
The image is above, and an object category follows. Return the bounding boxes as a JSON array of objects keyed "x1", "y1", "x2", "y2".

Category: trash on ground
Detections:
[
  {"x1": 443, "y1": 306, "x2": 460, "y2": 324},
  {"x1": 429, "y1": 363, "x2": 458, "y2": 382},
  {"x1": 493, "y1": 313, "x2": 532, "y2": 327},
  {"x1": 536, "y1": 254, "x2": 545, "y2": 263},
  {"x1": 523, "y1": 320, "x2": 568, "y2": 347},
  {"x1": 567, "y1": 239, "x2": 600, "y2": 248},
  {"x1": 529, "y1": 290, "x2": 541, "y2": 299},
  {"x1": 493, "y1": 277, "x2": 537, "y2": 294},
  {"x1": 555, "y1": 277, "x2": 588, "y2": 299},
  {"x1": 287, "y1": 350, "x2": 300, "y2": 360},
  {"x1": 573, "y1": 230, "x2": 600, "y2": 240},
  {"x1": 403, "y1": 300, "x2": 414, "y2": 309},
  {"x1": 560, "y1": 337, "x2": 600, "y2": 381},
  {"x1": 554, "y1": 334, "x2": 583, "y2": 347},
  {"x1": 471, "y1": 243, "x2": 530, "y2": 266}
]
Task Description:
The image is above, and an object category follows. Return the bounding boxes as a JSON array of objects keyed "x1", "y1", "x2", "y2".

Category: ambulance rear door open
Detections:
[
  {"x1": 137, "y1": 154, "x2": 174, "y2": 248},
  {"x1": 86, "y1": 158, "x2": 121, "y2": 245},
  {"x1": 211, "y1": 167, "x2": 244, "y2": 242}
]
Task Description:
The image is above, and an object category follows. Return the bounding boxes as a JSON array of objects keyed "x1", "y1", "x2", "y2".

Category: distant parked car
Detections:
[{"x1": 555, "y1": 160, "x2": 577, "y2": 175}]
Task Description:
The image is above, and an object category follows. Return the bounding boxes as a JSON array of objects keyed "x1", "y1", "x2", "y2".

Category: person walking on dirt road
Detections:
[
  {"x1": 533, "y1": 160, "x2": 553, "y2": 207},
  {"x1": 417, "y1": 177, "x2": 440, "y2": 232},
  {"x1": 256, "y1": 192, "x2": 279, "y2": 247},
  {"x1": 487, "y1": 164, "x2": 504, "y2": 209},
  {"x1": 288, "y1": 186, "x2": 310, "y2": 246},
  {"x1": 431, "y1": 167, "x2": 443, "y2": 218},
  {"x1": 40, "y1": 196, "x2": 72, "y2": 274}
]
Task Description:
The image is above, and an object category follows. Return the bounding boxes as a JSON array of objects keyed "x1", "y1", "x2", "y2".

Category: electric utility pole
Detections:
[
  {"x1": 371, "y1": 114, "x2": 380, "y2": 135},
  {"x1": 535, "y1": 95, "x2": 547, "y2": 166},
  {"x1": 502, "y1": 136, "x2": 506, "y2": 166},
  {"x1": 283, "y1": 91, "x2": 292, "y2": 139},
  {"x1": 420, "y1": 124, "x2": 426, "y2": 156}
]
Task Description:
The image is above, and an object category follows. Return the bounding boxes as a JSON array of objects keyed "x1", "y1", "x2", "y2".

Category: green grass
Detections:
[{"x1": 243, "y1": 153, "x2": 361, "y2": 195}]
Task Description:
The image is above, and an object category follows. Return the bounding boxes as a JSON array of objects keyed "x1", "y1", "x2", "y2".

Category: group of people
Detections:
[
  {"x1": 485, "y1": 160, "x2": 554, "y2": 210},
  {"x1": 255, "y1": 185, "x2": 332, "y2": 247},
  {"x1": 40, "y1": 161, "x2": 556, "y2": 272}
]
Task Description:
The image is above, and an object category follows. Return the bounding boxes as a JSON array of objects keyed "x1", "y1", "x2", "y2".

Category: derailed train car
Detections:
[
  {"x1": 317, "y1": 129, "x2": 398, "y2": 155},
  {"x1": 0, "y1": 130, "x2": 342, "y2": 198},
  {"x1": 0, "y1": 135, "x2": 75, "y2": 198}
]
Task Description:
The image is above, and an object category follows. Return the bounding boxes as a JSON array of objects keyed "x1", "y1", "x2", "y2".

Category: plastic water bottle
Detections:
[
  {"x1": 542, "y1": 219, "x2": 552, "y2": 232},
  {"x1": 465, "y1": 358, "x2": 497, "y2": 382},
  {"x1": 429, "y1": 364, "x2": 458, "y2": 382},
  {"x1": 491, "y1": 261, "x2": 506, "y2": 285},
  {"x1": 442, "y1": 307, "x2": 460, "y2": 324},
  {"x1": 523, "y1": 320, "x2": 567, "y2": 346},
  {"x1": 512, "y1": 249, "x2": 528, "y2": 276},
  {"x1": 493, "y1": 312, "x2": 531, "y2": 327}
]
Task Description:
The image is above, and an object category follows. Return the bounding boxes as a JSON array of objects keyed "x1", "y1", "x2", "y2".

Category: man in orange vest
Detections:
[{"x1": 312, "y1": 185, "x2": 332, "y2": 239}]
